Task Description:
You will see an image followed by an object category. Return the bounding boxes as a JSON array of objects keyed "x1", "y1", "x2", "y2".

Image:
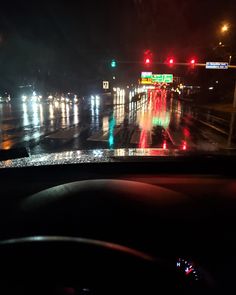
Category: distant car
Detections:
[
  {"x1": 21, "y1": 91, "x2": 42, "y2": 103},
  {"x1": 65, "y1": 93, "x2": 79, "y2": 104},
  {"x1": 73, "y1": 94, "x2": 79, "y2": 104},
  {"x1": 21, "y1": 95, "x2": 28, "y2": 102},
  {"x1": 46, "y1": 95, "x2": 54, "y2": 103},
  {"x1": 0, "y1": 94, "x2": 11, "y2": 103}
]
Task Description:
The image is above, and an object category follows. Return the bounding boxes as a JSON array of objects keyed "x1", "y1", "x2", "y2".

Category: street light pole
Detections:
[{"x1": 218, "y1": 23, "x2": 236, "y2": 109}]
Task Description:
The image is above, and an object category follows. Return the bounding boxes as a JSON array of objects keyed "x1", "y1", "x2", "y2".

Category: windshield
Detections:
[{"x1": 0, "y1": 1, "x2": 236, "y2": 161}]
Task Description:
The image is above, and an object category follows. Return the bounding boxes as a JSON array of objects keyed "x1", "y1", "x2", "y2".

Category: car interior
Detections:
[{"x1": 0, "y1": 154, "x2": 235, "y2": 294}]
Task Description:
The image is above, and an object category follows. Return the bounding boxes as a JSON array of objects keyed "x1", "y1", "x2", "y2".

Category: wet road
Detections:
[{"x1": 0, "y1": 88, "x2": 235, "y2": 156}]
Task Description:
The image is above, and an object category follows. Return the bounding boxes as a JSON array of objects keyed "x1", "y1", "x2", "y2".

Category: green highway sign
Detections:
[
  {"x1": 152, "y1": 74, "x2": 173, "y2": 83},
  {"x1": 140, "y1": 73, "x2": 173, "y2": 84},
  {"x1": 141, "y1": 72, "x2": 153, "y2": 78}
]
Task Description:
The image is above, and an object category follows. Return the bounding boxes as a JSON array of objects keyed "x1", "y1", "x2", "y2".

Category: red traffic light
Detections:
[
  {"x1": 167, "y1": 58, "x2": 174, "y2": 66},
  {"x1": 145, "y1": 58, "x2": 151, "y2": 65},
  {"x1": 190, "y1": 58, "x2": 196, "y2": 65},
  {"x1": 144, "y1": 49, "x2": 153, "y2": 66}
]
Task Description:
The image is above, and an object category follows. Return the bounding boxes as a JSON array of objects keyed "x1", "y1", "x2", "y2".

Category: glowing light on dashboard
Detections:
[{"x1": 177, "y1": 258, "x2": 200, "y2": 282}]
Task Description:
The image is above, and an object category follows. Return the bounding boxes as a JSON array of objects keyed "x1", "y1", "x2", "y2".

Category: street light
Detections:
[{"x1": 221, "y1": 24, "x2": 229, "y2": 33}]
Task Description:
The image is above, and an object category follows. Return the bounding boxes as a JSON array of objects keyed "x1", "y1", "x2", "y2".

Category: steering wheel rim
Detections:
[{"x1": 0, "y1": 236, "x2": 173, "y2": 293}]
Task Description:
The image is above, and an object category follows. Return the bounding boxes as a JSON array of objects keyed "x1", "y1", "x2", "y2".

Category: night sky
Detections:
[{"x1": 0, "y1": 0, "x2": 235, "y2": 94}]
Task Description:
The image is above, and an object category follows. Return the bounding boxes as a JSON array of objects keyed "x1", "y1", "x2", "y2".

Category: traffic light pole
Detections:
[{"x1": 111, "y1": 60, "x2": 236, "y2": 67}]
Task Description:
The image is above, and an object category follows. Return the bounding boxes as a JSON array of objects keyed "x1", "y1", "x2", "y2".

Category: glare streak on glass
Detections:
[
  {"x1": 32, "y1": 103, "x2": 40, "y2": 126},
  {"x1": 54, "y1": 101, "x2": 59, "y2": 108},
  {"x1": 91, "y1": 96, "x2": 95, "y2": 126},
  {"x1": 95, "y1": 95, "x2": 100, "y2": 108},
  {"x1": 61, "y1": 102, "x2": 66, "y2": 127},
  {"x1": 129, "y1": 91, "x2": 132, "y2": 102},
  {"x1": 39, "y1": 104, "x2": 44, "y2": 124},
  {"x1": 114, "y1": 88, "x2": 125, "y2": 125},
  {"x1": 73, "y1": 104, "x2": 79, "y2": 125},
  {"x1": 175, "y1": 100, "x2": 182, "y2": 127},
  {"x1": 0, "y1": 104, "x2": 3, "y2": 119},
  {"x1": 66, "y1": 103, "x2": 70, "y2": 126},
  {"x1": 49, "y1": 103, "x2": 54, "y2": 120},
  {"x1": 22, "y1": 103, "x2": 29, "y2": 126},
  {"x1": 90, "y1": 95, "x2": 100, "y2": 131},
  {"x1": 95, "y1": 96, "x2": 100, "y2": 128}
]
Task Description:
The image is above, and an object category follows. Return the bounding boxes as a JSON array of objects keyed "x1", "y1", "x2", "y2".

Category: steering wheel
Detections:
[
  {"x1": 2, "y1": 179, "x2": 215, "y2": 293},
  {"x1": 0, "y1": 236, "x2": 174, "y2": 294}
]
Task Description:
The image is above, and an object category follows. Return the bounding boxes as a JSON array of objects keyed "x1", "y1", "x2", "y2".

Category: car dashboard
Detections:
[{"x1": 0, "y1": 155, "x2": 235, "y2": 294}]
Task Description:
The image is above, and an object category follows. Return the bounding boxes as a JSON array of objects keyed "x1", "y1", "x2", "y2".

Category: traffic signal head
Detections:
[
  {"x1": 189, "y1": 58, "x2": 196, "y2": 69},
  {"x1": 167, "y1": 58, "x2": 174, "y2": 66},
  {"x1": 144, "y1": 49, "x2": 153, "y2": 66},
  {"x1": 111, "y1": 60, "x2": 117, "y2": 68},
  {"x1": 145, "y1": 58, "x2": 151, "y2": 65}
]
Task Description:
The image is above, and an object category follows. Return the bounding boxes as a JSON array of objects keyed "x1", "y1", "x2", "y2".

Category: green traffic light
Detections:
[{"x1": 111, "y1": 60, "x2": 117, "y2": 68}]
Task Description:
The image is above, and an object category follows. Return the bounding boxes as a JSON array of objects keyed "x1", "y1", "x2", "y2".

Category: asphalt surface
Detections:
[{"x1": 0, "y1": 88, "x2": 235, "y2": 156}]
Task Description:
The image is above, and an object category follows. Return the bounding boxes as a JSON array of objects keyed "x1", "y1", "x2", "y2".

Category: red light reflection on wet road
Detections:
[
  {"x1": 138, "y1": 88, "x2": 169, "y2": 149},
  {"x1": 139, "y1": 130, "x2": 148, "y2": 148}
]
